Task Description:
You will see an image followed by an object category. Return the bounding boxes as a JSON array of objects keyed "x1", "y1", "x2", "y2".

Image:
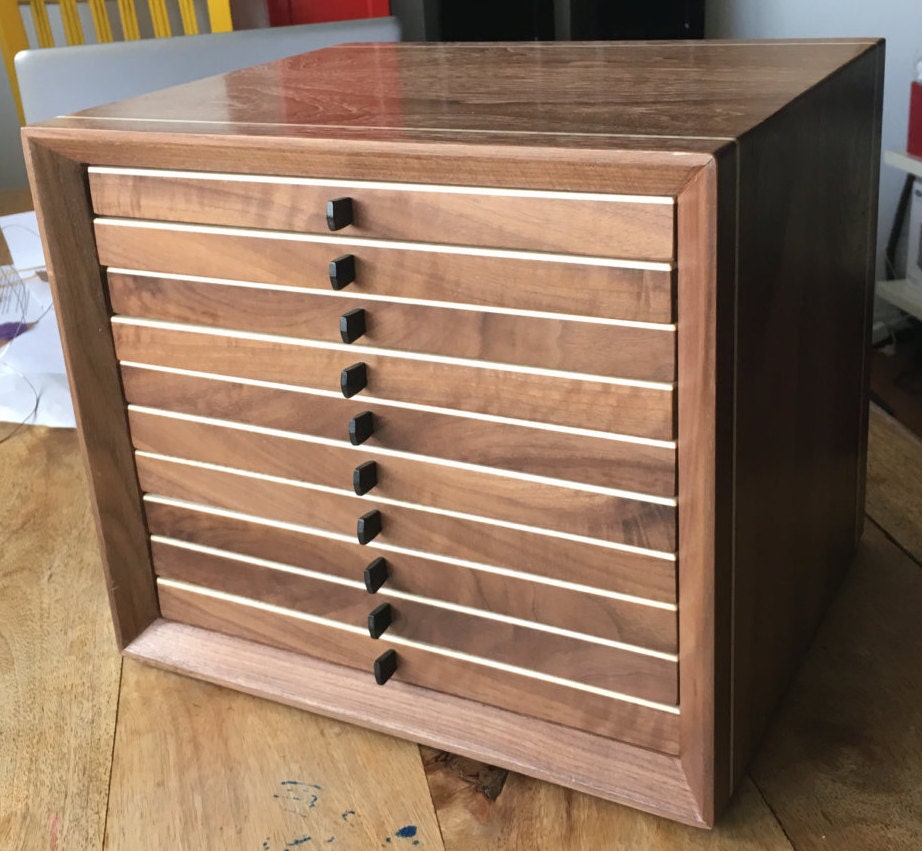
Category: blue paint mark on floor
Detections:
[
  {"x1": 286, "y1": 836, "x2": 312, "y2": 848},
  {"x1": 341, "y1": 810, "x2": 356, "y2": 822},
  {"x1": 396, "y1": 826, "x2": 418, "y2": 839}
]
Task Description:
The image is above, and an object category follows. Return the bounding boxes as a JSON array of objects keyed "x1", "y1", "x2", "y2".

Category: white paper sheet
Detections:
[{"x1": 1, "y1": 210, "x2": 75, "y2": 429}]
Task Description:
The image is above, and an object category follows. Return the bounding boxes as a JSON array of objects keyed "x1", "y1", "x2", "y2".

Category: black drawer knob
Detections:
[
  {"x1": 364, "y1": 557, "x2": 389, "y2": 593},
  {"x1": 326, "y1": 197, "x2": 354, "y2": 231},
  {"x1": 367, "y1": 602, "x2": 393, "y2": 639},
  {"x1": 329, "y1": 254, "x2": 356, "y2": 290},
  {"x1": 340, "y1": 308, "x2": 366, "y2": 344},
  {"x1": 353, "y1": 460, "x2": 378, "y2": 495},
  {"x1": 340, "y1": 362, "x2": 367, "y2": 398},
  {"x1": 373, "y1": 648, "x2": 398, "y2": 685},
  {"x1": 357, "y1": 509, "x2": 382, "y2": 544},
  {"x1": 348, "y1": 410, "x2": 375, "y2": 445}
]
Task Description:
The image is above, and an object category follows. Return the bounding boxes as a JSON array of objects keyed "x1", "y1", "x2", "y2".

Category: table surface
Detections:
[{"x1": 3, "y1": 188, "x2": 922, "y2": 849}]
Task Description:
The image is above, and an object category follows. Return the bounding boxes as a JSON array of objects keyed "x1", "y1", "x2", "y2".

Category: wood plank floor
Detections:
[{"x1": 2, "y1": 409, "x2": 920, "y2": 850}]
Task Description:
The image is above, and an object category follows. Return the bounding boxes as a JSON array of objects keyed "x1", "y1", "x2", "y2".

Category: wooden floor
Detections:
[{"x1": 3, "y1": 188, "x2": 922, "y2": 848}]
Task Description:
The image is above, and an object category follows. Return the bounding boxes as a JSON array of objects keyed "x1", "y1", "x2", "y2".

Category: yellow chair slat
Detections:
[
  {"x1": 146, "y1": 0, "x2": 171, "y2": 38},
  {"x1": 0, "y1": 0, "x2": 29, "y2": 121},
  {"x1": 28, "y1": 0, "x2": 55, "y2": 48},
  {"x1": 58, "y1": 0, "x2": 85, "y2": 44},
  {"x1": 115, "y1": 0, "x2": 141, "y2": 39},
  {"x1": 177, "y1": 0, "x2": 198, "y2": 36},
  {"x1": 87, "y1": 0, "x2": 114, "y2": 42},
  {"x1": 206, "y1": 0, "x2": 232, "y2": 33}
]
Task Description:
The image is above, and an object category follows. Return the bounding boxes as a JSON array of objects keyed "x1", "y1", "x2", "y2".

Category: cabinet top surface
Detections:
[{"x1": 36, "y1": 39, "x2": 878, "y2": 154}]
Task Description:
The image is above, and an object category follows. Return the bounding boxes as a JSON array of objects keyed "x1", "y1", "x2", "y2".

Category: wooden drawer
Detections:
[
  {"x1": 112, "y1": 321, "x2": 675, "y2": 440},
  {"x1": 120, "y1": 366, "x2": 676, "y2": 496},
  {"x1": 136, "y1": 453, "x2": 676, "y2": 600},
  {"x1": 88, "y1": 167, "x2": 676, "y2": 261},
  {"x1": 151, "y1": 538, "x2": 677, "y2": 704},
  {"x1": 144, "y1": 499, "x2": 677, "y2": 643},
  {"x1": 94, "y1": 219, "x2": 675, "y2": 324},
  {"x1": 128, "y1": 408, "x2": 676, "y2": 551},
  {"x1": 107, "y1": 271, "x2": 675, "y2": 382},
  {"x1": 157, "y1": 579, "x2": 680, "y2": 752}
]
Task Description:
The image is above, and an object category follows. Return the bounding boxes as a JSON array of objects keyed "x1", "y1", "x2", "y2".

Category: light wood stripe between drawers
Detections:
[
  {"x1": 112, "y1": 316, "x2": 674, "y2": 390},
  {"x1": 109, "y1": 268, "x2": 676, "y2": 331},
  {"x1": 144, "y1": 495, "x2": 677, "y2": 606},
  {"x1": 129, "y1": 405, "x2": 675, "y2": 506},
  {"x1": 152, "y1": 536, "x2": 677, "y2": 659},
  {"x1": 122, "y1": 362, "x2": 676, "y2": 449},
  {"x1": 156, "y1": 578, "x2": 680, "y2": 714},
  {"x1": 137, "y1": 451, "x2": 674, "y2": 558},
  {"x1": 97, "y1": 218, "x2": 673, "y2": 271},
  {"x1": 89, "y1": 166, "x2": 676, "y2": 206}
]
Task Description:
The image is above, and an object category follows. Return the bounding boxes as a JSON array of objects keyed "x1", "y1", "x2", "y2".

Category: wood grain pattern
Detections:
[
  {"x1": 127, "y1": 408, "x2": 677, "y2": 550},
  {"x1": 749, "y1": 521, "x2": 922, "y2": 850},
  {"x1": 423, "y1": 753, "x2": 792, "y2": 850},
  {"x1": 67, "y1": 41, "x2": 875, "y2": 142},
  {"x1": 0, "y1": 428, "x2": 121, "y2": 851},
  {"x1": 158, "y1": 584, "x2": 680, "y2": 750},
  {"x1": 728, "y1": 45, "x2": 883, "y2": 787},
  {"x1": 95, "y1": 220, "x2": 676, "y2": 323},
  {"x1": 120, "y1": 365, "x2": 678, "y2": 496},
  {"x1": 107, "y1": 272, "x2": 676, "y2": 381},
  {"x1": 866, "y1": 404, "x2": 922, "y2": 562},
  {"x1": 152, "y1": 539, "x2": 678, "y2": 703},
  {"x1": 112, "y1": 322, "x2": 676, "y2": 440},
  {"x1": 136, "y1": 453, "x2": 676, "y2": 599},
  {"x1": 22, "y1": 139, "x2": 158, "y2": 647},
  {"x1": 104, "y1": 661, "x2": 444, "y2": 850},
  {"x1": 90, "y1": 169, "x2": 675, "y2": 261},
  {"x1": 145, "y1": 499, "x2": 678, "y2": 644}
]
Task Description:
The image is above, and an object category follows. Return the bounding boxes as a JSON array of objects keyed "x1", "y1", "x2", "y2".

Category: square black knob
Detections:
[
  {"x1": 353, "y1": 460, "x2": 378, "y2": 495},
  {"x1": 340, "y1": 308, "x2": 366, "y2": 344},
  {"x1": 357, "y1": 509, "x2": 382, "y2": 545},
  {"x1": 349, "y1": 411, "x2": 375, "y2": 445},
  {"x1": 373, "y1": 649, "x2": 398, "y2": 685},
  {"x1": 326, "y1": 197, "x2": 354, "y2": 231},
  {"x1": 340, "y1": 362, "x2": 367, "y2": 398},
  {"x1": 329, "y1": 254, "x2": 356, "y2": 290},
  {"x1": 364, "y1": 557, "x2": 389, "y2": 593},
  {"x1": 367, "y1": 602, "x2": 392, "y2": 639}
]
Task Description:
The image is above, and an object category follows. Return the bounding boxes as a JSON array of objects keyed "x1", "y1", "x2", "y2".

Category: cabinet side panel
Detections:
[
  {"x1": 23, "y1": 136, "x2": 158, "y2": 646},
  {"x1": 730, "y1": 44, "x2": 884, "y2": 782}
]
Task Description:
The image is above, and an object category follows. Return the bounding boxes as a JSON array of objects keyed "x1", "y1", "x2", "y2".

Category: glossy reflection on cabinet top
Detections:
[{"x1": 49, "y1": 40, "x2": 879, "y2": 149}]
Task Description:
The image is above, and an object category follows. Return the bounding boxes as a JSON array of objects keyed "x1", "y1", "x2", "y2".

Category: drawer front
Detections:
[
  {"x1": 128, "y1": 408, "x2": 676, "y2": 551},
  {"x1": 120, "y1": 365, "x2": 677, "y2": 497},
  {"x1": 145, "y1": 499, "x2": 677, "y2": 642},
  {"x1": 151, "y1": 538, "x2": 677, "y2": 704},
  {"x1": 136, "y1": 453, "x2": 676, "y2": 601},
  {"x1": 157, "y1": 580, "x2": 680, "y2": 753},
  {"x1": 95, "y1": 220, "x2": 675, "y2": 324},
  {"x1": 112, "y1": 322, "x2": 675, "y2": 441},
  {"x1": 108, "y1": 272, "x2": 676, "y2": 382},
  {"x1": 88, "y1": 168, "x2": 676, "y2": 261}
]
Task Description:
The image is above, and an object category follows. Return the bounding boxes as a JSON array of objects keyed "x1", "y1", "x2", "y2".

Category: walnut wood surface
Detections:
[
  {"x1": 112, "y1": 322, "x2": 676, "y2": 440},
  {"x1": 90, "y1": 170, "x2": 675, "y2": 261},
  {"x1": 145, "y1": 499, "x2": 677, "y2": 643},
  {"x1": 22, "y1": 141, "x2": 158, "y2": 647},
  {"x1": 65, "y1": 41, "x2": 875, "y2": 144},
  {"x1": 108, "y1": 272, "x2": 676, "y2": 382},
  {"x1": 121, "y1": 365, "x2": 678, "y2": 496},
  {"x1": 136, "y1": 453, "x2": 676, "y2": 600},
  {"x1": 158, "y1": 584, "x2": 680, "y2": 751},
  {"x1": 128, "y1": 409, "x2": 676, "y2": 550},
  {"x1": 152, "y1": 539, "x2": 677, "y2": 703},
  {"x1": 96, "y1": 221, "x2": 676, "y2": 324},
  {"x1": 727, "y1": 46, "x2": 883, "y2": 787}
]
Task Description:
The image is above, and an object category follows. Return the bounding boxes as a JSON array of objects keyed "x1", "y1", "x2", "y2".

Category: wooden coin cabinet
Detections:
[{"x1": 24, "y1": 40, "x2": 883, "y2": 826}]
